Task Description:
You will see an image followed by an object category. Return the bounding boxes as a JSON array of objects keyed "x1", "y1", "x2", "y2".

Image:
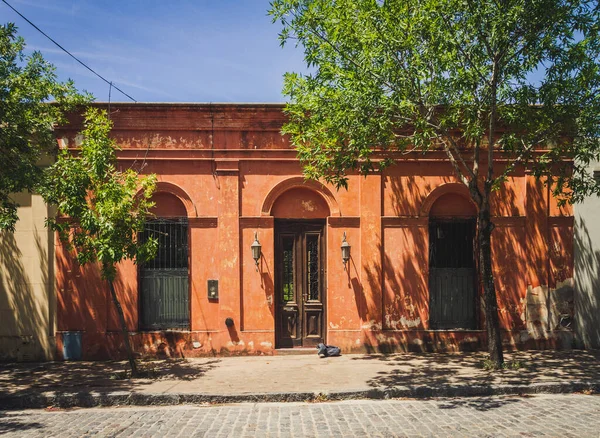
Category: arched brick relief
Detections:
[
  {"x1": 261, "y1": 177, "x2": 341, "y2": 217},
  {"x1": 271, "y1": 187, "x2": 331, "y2": 219},
  {"x1": 143, "y1": 181, "x2": 197, "y2": 218},
  {"x1": 419, "y1": 183, "x2": 477, "y2": 217},
  {"x1": 150, "y1": 192, "x2": 187, "y2": 217}
]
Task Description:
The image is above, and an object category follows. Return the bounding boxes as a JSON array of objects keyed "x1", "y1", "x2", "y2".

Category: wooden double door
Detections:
[{"x1": 275, "y1": 221, "x2": 326, "y2": 348}]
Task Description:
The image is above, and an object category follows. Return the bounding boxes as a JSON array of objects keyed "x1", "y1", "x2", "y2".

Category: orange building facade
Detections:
[{"x1": 54, "y1": 103, "x2": 575, "y2": 360}]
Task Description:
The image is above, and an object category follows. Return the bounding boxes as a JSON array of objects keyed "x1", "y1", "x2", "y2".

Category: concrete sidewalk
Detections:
[{"x1": 1, "y1": 350, "x2": 599, "y2": 409}]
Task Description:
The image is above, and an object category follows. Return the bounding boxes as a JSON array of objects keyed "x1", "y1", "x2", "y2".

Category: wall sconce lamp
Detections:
[
  {"x1": 251, "y1": 232, "x2": 262, "y2": 271},
  {"x1": 341, "y1": 231, "x2": 351, "y2": 267}
]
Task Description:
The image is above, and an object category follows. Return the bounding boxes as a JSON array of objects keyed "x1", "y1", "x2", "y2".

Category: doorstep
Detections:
[{"x1": 273, "y1": 348, "x2": 317, "y2": 356}]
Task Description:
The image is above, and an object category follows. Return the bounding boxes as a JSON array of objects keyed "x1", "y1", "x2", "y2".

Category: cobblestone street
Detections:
[{"x1": 1, "y1": 394, "x2": 599, "y2": 437}]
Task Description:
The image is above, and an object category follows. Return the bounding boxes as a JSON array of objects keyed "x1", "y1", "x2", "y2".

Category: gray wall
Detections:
[{"x1": 575, "y1": 160, "x2": 600, "y2": 349}]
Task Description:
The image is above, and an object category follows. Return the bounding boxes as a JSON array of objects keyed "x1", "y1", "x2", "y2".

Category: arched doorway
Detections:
[
  {"x1": 139, "y1": 191, "x2": 189, "y2": 330},
  {"x1": 427, "y1": 191, "x2": 478, "y2": 329},
  {"x1": 271, "y1": 187, "x2": 330, "y2": 348}
]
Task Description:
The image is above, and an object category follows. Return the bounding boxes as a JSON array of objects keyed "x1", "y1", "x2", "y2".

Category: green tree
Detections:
[
  {"x1": 0, "y1": 23, "x2": 88, "y2": 230},
  {"x1": 42, "y1": 108, "x2": 157, "y2": 376},
  {"x1": 270, "y1": 0, "x2": 600, "y2": 367}
]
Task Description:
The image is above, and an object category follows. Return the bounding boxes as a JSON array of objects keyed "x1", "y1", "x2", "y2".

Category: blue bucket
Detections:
[{"x1": 62, "y1": 332, "x2": 83, "y2": 360}]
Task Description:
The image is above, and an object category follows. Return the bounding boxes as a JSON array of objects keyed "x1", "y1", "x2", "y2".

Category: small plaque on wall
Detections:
[{"x1": 208, "y1": 280, "x2": 218, "y2": 300}]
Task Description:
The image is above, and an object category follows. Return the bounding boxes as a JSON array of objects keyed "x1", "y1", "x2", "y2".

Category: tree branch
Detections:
[
  {"x1": 440, "y1": 138, "x2": 470, "y2": 186},
  {"x1": 286, "y1": 10, "x2": 402, "y2": 96}
]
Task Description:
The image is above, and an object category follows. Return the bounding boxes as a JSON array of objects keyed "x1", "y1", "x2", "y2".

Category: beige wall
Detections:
[
  {"x1": 0, "y1": 192, "x2": 55, "y2": 361},
  {"x1": 575, "y1": 160, "x2": 600, "y2": 349}
]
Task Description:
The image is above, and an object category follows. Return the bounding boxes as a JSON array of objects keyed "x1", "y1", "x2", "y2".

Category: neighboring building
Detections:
[
  {"x1": 41, "y1": 103, "x2": 575, "y2": 359},
  {"x1": 575, "y1": 160, "x2": 600, "y2": 349},
  {"x1": 0, "y1": 191, "x2": 56, "y2": 361}
]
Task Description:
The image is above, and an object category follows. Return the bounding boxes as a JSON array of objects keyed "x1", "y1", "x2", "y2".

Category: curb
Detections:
[{"x1": 1, "y1": 381, "x2": 598, "y2": 410}]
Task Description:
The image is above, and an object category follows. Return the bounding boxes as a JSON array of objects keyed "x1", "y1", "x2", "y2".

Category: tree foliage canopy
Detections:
[
  {"x1": 271, "y1": 0, "x2": 600, "y2": 366},
  {"x1": 0, "y1": 23, "x2": 89, "y2": 230},
  {"x1": 270, "y1": 0, "x2": 600, "y2": 202},
  {"x1": 41, "y1": 108, "x2": 157, "y2": 281}
]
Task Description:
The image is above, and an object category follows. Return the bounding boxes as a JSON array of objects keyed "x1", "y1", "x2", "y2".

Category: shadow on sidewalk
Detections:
[
  {"x1": 0, "y1": 411, "x2": 44, "y2": 433},
  {"x1": 436, "y1": 396, "x2": 524, "y2": 411},
  {"x1": 0, "y1": 358, "x2": 221, "y2": 397},
  {"x1": 352, "y1": 350, "x2": 600, "y2": 389}
]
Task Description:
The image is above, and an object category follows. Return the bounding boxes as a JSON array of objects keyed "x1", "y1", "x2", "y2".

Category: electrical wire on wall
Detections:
[
  {"x1": 107, "y1": 82, "x2": 112, "y2": 119},
  {"x1": 1, "y1": 0, "x2": 137, "y2": 102},
  {"x1": 128, "y1": 87, "x2": 151, "y2": 174},
  {"x1": 1, "y1": 0, "x2": 147, "y2": 171},
  {"x1": 2, "y1": 0, "x2": 137, "y2": 102}
]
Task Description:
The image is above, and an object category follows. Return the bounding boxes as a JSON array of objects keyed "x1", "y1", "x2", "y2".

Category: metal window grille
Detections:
[
  {"x1": 429, "y1": 219, "x2": 476, "y2": 329},
  {"x1": 139, "y1": 218, "x2": 189, "y2": 330}
]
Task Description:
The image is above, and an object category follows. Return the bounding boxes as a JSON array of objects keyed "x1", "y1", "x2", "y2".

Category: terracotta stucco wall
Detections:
[{"x1": 54, "y1": 103, "x2": 575, "y2": 359}]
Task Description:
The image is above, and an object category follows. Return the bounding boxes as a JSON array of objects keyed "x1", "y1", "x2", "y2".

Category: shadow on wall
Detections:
[
  {"x1": 0, "y1": 193, "x2": 54, "y2": 361},
  {"x1": 362, "y1": 235, "x2": 429, "y2": 353},
  {"x1": 372, "y1": 168, "x2": 573, "y2": 352},
  {"x1": 388, "y1": 174, "x2": 433, "y2": 217},
  {"x1": 574, "y1": 216, "x2": 600, "y2": 349},
  {"x1": 260, "y1": 252, "x2": 275, "y2": 318},
  {"x1": 55, "y1": 235, "x2": 108, "y2": 360}
]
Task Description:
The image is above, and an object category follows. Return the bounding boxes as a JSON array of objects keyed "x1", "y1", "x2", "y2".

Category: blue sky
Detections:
[{"x1": 1, "y1": 0, "x2": 307, "y2": 102}]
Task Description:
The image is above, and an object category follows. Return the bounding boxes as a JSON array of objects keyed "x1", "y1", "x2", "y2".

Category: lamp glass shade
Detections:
[
  {"x1": 341, "y1": 232, "x2": 351, "y2": 263},
  {"x1": 251, "y1": 233, "x2": 261, "y2": 265}
]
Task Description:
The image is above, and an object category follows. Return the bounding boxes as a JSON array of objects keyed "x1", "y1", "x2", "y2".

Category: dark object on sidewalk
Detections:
[{"x1": 317, "y1": 343, "x2": 341, "y2": 357}]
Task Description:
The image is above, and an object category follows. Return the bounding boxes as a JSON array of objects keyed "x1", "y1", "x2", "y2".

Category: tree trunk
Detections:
[
  {"x1": 108, "y1": 279, "x2": 139, "y2": 377},
  {"x1": 477, "y1": 203, "x2": 504, "y2": 368}
]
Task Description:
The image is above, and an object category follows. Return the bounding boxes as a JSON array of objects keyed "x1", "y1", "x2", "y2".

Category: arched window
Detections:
[
  {"x1": 428, "y1": 192, "x2": 477, "y2": 330},
  {"x1": 139, "y1": 192, "x2": 189, "y2": 330}
]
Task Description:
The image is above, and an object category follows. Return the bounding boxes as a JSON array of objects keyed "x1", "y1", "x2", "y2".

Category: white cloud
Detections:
[{"x1": 26, "y1": 44, "x2": 136, "y2": 64}]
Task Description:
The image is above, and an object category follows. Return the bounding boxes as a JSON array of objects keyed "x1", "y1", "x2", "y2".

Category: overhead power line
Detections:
[{"x1": 1, "y1": 0, "x2": 137, "y2": 102}]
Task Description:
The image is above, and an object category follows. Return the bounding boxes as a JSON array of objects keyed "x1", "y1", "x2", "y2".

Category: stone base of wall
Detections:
[
  {"x1": 54, "y1": 329, "x2": 575, "y2": 361},
  {"x1": 0, "y1": 335, "x2": 55, "y2": 362},
  {"x1": 55, "y1": 331, "x2": 277, "y2": 360}
]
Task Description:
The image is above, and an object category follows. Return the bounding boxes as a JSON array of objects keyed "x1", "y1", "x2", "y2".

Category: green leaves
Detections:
[
  {"x1": 42, "y1": 108, "x2": 157, "y2": 280},
  {"x1": 270, "y1": 0, "x2": 600, "y2": 201},
  {"x1": 0, "y1": 23, "x2": 91, "y2": 231}
]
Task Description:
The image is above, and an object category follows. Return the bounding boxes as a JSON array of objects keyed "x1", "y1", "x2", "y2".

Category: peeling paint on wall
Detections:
[
  {"x1": 384, "y1": 314, "x2": 421, "y2": 329},
  {"x1": 49, "y1": 104, "x2": 576, "y2": 359},
  {"x1": 549, "y1": 278, "x2": 574, "y2": 330},
  {"x1": 361, "y1": 320, "x2": 382, "y2": 330},
  {"x1": 301, "y1": 200, "x2": 316, "y2": 211},
  {"x1": 399, "y1": 315, "x2": 421, "y2": 328},
  {"x1": 523, "y1": 279, "x2": 574, "y2": 342},
  {"x1": 525, "y1": 284, "x2": 549, "y2": 339},
  {"x1": 375, "y1": 333, "x2": 390, "y2": 344}
]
